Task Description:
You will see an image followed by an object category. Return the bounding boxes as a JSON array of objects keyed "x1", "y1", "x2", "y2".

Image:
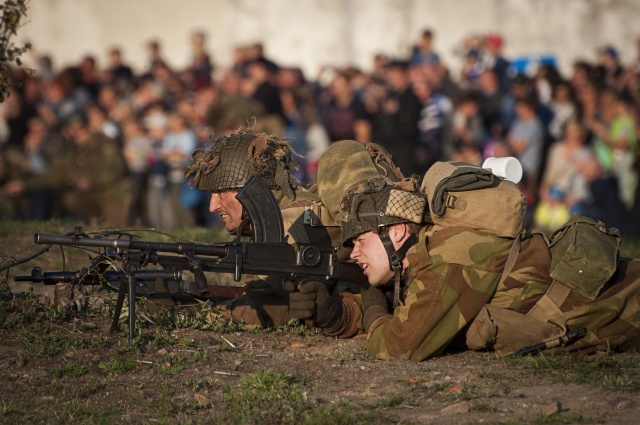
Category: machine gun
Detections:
[{"x1": 15, "y1": 176, "x2": 367, "y2": 342}]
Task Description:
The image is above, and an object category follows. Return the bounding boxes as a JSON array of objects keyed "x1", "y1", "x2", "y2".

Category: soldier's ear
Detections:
[{"x1": 389, "y1": 223, "x2": 408, "y2": 243}]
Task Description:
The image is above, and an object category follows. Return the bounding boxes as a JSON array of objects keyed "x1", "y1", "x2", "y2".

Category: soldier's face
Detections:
[
  {"x1": 209, "y1": 191, "x2": 243, "y2": 233},
  {"x1": 350, "y1": 231, "x2": 393, "y2": 286}
]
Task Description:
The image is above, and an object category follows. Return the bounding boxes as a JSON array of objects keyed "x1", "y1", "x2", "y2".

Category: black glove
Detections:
[
  {"x1": 288, "y1": 281, "x2": 331, "y2": 323},
  {"x1": 361, "y1": 285, "x2": 390, "y2": 332}
]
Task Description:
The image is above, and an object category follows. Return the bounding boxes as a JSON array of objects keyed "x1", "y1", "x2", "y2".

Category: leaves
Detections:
[{"x1": 0, "y1": 0, "x2": 31, "y2": 102}]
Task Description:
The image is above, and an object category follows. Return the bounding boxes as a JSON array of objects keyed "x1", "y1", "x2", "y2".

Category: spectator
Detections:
[
  {"x1": 589, "y1": 91, "x2": 638, "y2": 211},
  {"x1": 104, "y1": 47, "x2": 134, "y2": 91},
  {"x1": 410, "y1": 29, "x2": 440, "y2": 66},
  {"x1": 414, "y1": 78, "x2": 453, "y2": 173},
  {"x1": 548, "y1": 81, "x2": 578, "y2": 140},
  {"x1": 445, "y1": 91, "x2": 485, "y2": 162},
  {"x1": 187, "y1": 31, "x2": 213, "y2": 90},
  {"x1": 320, "y1": 69, "x2": 371, "y2": 143},
  {"x1": 374, "y1": 60, "x2": 422, "y2": 175},
  {"x1": 122, "y1": 119, "x2": 153, "y2": 225},
  {"x1": 534, "y1": 120, "x2": 601, "y2": 233},
  {"x1": 507, "y1": 96, "x2": 545, "y2": 196}
]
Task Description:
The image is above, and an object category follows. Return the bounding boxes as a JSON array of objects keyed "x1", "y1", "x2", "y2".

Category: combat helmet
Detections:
[
  {"x1": 340, "y1": 177, "x2": 428, "y2": 245},
  {"x1": 340, "y1": 177, "x2": 429, "y2": 306},
  {"x1": 184, "y1": 126, "x2": 300, "y2": 200},
  {"x1": 316, "y1": 140, "x2": 405, "y2": 224}
]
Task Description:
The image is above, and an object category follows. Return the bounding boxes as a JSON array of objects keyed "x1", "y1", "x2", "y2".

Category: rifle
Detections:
[
  {"x1": 17, "y1": 176, "x2": 367, "y2": 342},
  {"x1": 510, "y1": 326, "x2": 588, "y2": 357}
]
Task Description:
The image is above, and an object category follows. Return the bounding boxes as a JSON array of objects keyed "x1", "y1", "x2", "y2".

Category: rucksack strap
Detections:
[
  {"x1": 526, "y1": 280, "x2": 570, "y2": 336},
  {"x1": 498, "y1": 233, "x2": 569, "y2": 339},
  {"x1": 498, "y1": 234, "x2": 521, "y2": 288}
]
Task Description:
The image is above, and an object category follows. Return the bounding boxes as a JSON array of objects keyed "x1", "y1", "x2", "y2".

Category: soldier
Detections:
[
  {"x1": 291, "y1": 169, "x2": 640, "y2": 361},
  {"x1": 2, "y1": 113, "x2": 131, "y2": 226},
  {"x1": 62, "y1": 114, "x2": 132, "y2": 226},
  {"x1": 184, "y1": 125, "x2": 346, "y2": 327}
]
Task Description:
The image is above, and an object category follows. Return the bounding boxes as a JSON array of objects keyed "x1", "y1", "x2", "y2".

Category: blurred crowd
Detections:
[{"x1": 1, "y1": 30, "x2": 639, "y2": 236}]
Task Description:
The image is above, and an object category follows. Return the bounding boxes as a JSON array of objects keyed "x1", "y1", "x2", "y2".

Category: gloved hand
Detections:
[
  {"x1": 361, "y1": 285, "x2": 390, "y2": 332},
  {"x1": 288, "y1": 281, "x2": 331, "y2": 323},
  {"x1": 361, "y1": 285, "x2": 388, "y2": 312}
]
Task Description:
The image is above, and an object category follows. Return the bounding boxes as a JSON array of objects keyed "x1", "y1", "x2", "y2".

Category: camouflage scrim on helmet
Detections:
[
  {"x1": 184, "y1": 126, "x2": 300, "y2": 199},
  {"x1": 317, "y1": 140, "x2": 405, "y2": 224},
  {"x1": 340, "y1": 177, "x2": 427, "y2": 244}
]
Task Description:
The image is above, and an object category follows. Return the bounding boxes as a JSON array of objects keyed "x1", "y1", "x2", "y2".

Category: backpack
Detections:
[
  {"x1": 547, "y1": 214, "x2": 621, "y2": 300},
  {"x1": 421, "y1": 161, "x2": 527, "y2": 238},
  {"x1": 466, "y1": 216, "x2": 636, "y2": 356}
]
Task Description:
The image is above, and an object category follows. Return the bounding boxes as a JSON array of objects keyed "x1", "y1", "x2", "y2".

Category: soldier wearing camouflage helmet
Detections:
[
  {"x1": 184, "y1": 125, "x2": 343, "y2": 327},
  {"x1": 186, "y1": 125, "x2": 302, "y2": 235},
  {"x1": 288, "y1": 176, "x2": 429, "y2": 339}
]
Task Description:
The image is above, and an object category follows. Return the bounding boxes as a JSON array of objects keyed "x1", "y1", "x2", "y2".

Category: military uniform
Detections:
[
  {"x1": 323, "y1": 159, "x2": 640, "y2": 361},
  {"x1": 181, "y1": 126, "x2": 352, "y2": 327},
  {"x1": 227, "y1": 185, "x2": 345, "y2": 327},
  {"x1": 60, "y1": 132, "x2": 131, "y2": 226},
  {"x1": 331, "y1": 224, "x2": 640, "y2": 361}
]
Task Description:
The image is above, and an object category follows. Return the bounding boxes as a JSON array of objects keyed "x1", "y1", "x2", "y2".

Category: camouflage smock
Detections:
[
  {"x1": 366, "y1": 227, "x2": 640, "y2": 360},
  {"x1": 228, "y1": 185, "x2": 349, "y2": 327},
  {"x1": 365, "y1": 226, "x2": 514, "y2": 360}
]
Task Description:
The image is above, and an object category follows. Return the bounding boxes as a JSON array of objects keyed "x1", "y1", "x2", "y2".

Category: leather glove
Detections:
[
  {"x1": 361, "y1": 285, "x2": 390, "y2": 332},
  {"x1": 288, "y1": 281, "x2": 331, "y2": 323}
]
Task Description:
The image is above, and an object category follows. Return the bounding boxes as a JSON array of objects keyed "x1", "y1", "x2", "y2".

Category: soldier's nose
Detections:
[{"x1": 209, "y1": 193, "x2": 222, "y2": 212}]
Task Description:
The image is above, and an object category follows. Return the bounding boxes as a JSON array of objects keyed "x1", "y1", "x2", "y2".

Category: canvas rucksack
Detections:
[
  {"x1": 547, "y1": 214, "x2": 621, "y2": 300},
  {"x1": 465, "y1": 215, "x2": 636, "y2": 356},
  {"x1": 421, "y1": 161, "x2": 527, "y2": 238}
]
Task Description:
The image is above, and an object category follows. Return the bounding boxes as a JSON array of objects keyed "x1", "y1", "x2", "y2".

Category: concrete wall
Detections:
[{"x1": 18, "y1": 0, "x2": 640, "y2": 79}]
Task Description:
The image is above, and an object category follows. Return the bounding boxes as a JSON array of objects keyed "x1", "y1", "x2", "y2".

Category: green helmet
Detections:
[
  {"x1": 184, "y1": 126, "x2": 299, "y2": 199},
  {"x1": 339, "y1": 177, "x2": 428, "y2": 245},
  {"x1": 316, "y1": 140, "x2": 405, "y2": 224}
]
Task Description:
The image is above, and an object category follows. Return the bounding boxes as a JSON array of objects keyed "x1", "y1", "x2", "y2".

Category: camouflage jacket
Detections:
[
  {"x1": 365, "y1": 226, "x2": 512, "y2": 360},
  {"x1": 366, "y1": 227, "x2": 640, "y2": 360},
  {"x1": 229, "y1": 186, "x2": 350, "y2": 327}
]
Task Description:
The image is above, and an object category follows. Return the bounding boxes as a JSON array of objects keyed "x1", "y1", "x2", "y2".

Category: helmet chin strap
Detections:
[{"x1": 378, "y1": 226, "x2": 416, "y2": 308}]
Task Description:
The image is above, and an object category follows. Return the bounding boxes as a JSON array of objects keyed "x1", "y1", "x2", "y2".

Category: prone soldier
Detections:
[
  {"x1": 291, "y1": 161, "x2": 640, "y2": 360},
  {"x1": 183, "y1": 125, "x2": 354, "y2": 327}
]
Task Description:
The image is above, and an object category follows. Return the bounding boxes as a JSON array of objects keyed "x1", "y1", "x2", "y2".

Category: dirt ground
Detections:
[{"x1": 2, "y1": 226, "x2": 639, "y2": 424}]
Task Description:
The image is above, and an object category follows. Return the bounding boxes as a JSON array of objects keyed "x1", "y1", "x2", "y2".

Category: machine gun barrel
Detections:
[{"x1": 34, "y1": 233, "x2": 229, "y2": 257}]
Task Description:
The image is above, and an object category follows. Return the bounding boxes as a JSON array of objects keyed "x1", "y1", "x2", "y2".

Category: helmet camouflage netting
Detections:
[
  {"x1": 184, "y1": 126, "x2": 300, "y2": 199},
  {"x1": 316, "y1": 140, "x2": 405, "y2": 224},
  {"x1": 339, "y1": 177, "x2": 429, "y2": 244}
]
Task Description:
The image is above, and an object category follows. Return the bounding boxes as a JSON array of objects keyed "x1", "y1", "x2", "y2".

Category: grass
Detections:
[
  {"x1": 505, "y1": 351, "x2": 640, "y2": 391},
  {"x1": 217, "y1": 369, "x2": 389, "y2": 425},
  {"x1": 620, "y1": 235, "x2": 640, "y2": 258}
]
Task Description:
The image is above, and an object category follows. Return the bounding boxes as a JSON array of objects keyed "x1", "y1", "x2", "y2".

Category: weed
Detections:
[
  {"x1": 470, "y1": 401, "x2": 495, "y2": 412},
  {"x1": 532, "y1": 412, "x2": 604, "y2": 424},
  {"x1": 158, "y1": 354, "x2": 188, "y2": 374},
  {"x1": 22, "y1": 328, "x2": 81, "y2": 358},
  {"x1": 218, "y1": 369, "x2": 316, "y2": 424},
  {"x1": 98, "y1": 358, "x2": 137, "y2": 375},
  {"x1": 54, "y1": 362, "x2": 89, "y2": 378},
  {"x1": 510, "y1": 352, "x2": 640, "y2": 391},
  {"x1": 476, "y1": 369, "x2": 514, "y2": 394},
  {"x1": 369, "y1": 391, "x2": 408, "y2": 409}
]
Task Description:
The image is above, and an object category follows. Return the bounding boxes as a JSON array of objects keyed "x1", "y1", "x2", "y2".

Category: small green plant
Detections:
[
  {"x1": 54, "y1": 362, "x2": 89, "y2": 378},
  {"x1": 218, "y1": 369, "x2": 315, "y2": 424},
  {"x1": 158, "y1": 354, "x2": 188, "y2": 374},
  {"x1": 532, "y1": 412, "x2": 603, "y2": 424},
  {"x1": 511, "y1": 352, "x2": 640, "y2": 391},
  {"x1": 98, "y1": 358, "x2": 137, "y2": 375}
]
